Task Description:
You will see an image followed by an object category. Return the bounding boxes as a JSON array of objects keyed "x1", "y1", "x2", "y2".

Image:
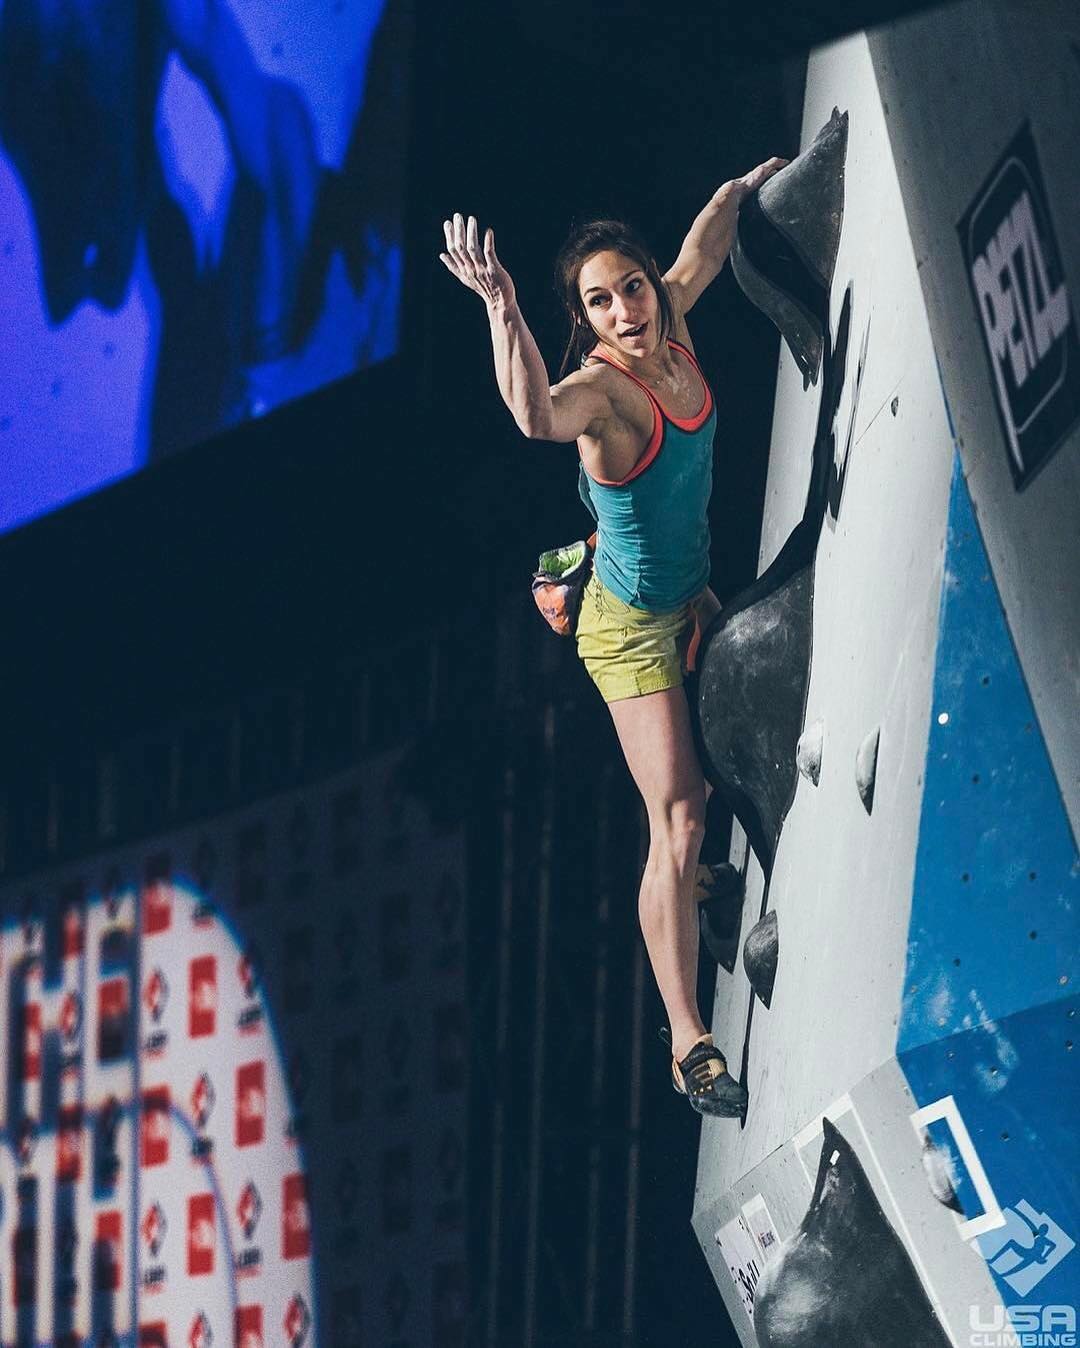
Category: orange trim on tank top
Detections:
[{"x1": 581, "y1": 339, "x2": 714, "y2": 487}]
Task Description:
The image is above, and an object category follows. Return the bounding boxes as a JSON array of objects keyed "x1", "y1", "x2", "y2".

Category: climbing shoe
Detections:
[{"x1": 661, "y1": 1030, "x2": 748, "y2": 1118}]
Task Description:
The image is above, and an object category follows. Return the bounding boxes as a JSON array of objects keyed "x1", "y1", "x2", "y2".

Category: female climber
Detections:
[{"x1": 439, "y1": 157, "x2": 786, "y2": 1116}]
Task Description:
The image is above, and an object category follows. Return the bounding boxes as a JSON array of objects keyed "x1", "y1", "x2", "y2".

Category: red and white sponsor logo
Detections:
[
  {"x1": 284, "y1": 1293, "x2": 311, "y2": 1346},
  {"x1": 141, "y1": 1087, "x2": 170, "y2": 1168},
  {"x1": 282, "y1": 1174, "x2": 311, "y2": 1260},
  {"x1": 59, "y1": 989, "x2": 82, "y2": 1043},
  {"x1": 95, "y1": 1211, "x2": 122, "y2": 1291},
  {"x1": 235, "y1": 1305, "x2": 263, "y2": 1348},
  {"x1": 189, "y1": 1311, "x2": 213, "y2": 1348},
  {"x1": 235, "y1": 1062, "x2": 266, "y2": 1148},
  {"x1": 237, "y1": 947, "x2": 259, "y2": 999},
  {"x1": 57, "y1": 1105, "x2": 82, "y2": 1181},
  {"x1": 21, "y1": 1003, "x2": 41, "y2": 1080},
  {"x1": 141, "y1": 1202, "x2": 168, "y2": 1258},
  {"x1": 99, "y1": 977, "x2": 128, "y2": 1019},
  {"x1": 187, "y1": 1193, "x2": 216, "y2": 1276},
  {"x1": 142, "y1": 855, "x2": 172, "y2": 935},
  {"x1": 237, "y1": 1181, "x2": 262, "y2": 1240},
  {"x1": 191, "y1": 1072, "x2": 216, "y2": 1130},
  {"x1": 189, "y1": 956, "x2": 217, "y2": 1039},
  {"x1": 143, "y1": 968, "x2": 169, "y2": 1023},
  {"x1": 62, "y1": 903, "x2": 84, "y2": 958}
]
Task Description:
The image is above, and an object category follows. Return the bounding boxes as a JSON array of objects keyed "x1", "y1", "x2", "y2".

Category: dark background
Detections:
[{"x1": 0, "y1": 0, "x2": 942, "y2": 767}]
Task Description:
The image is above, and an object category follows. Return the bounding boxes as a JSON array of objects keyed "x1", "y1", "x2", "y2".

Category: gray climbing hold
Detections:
[
  {"x1": 755, "y1": 1120, "x2": 952, "y2": 1348},
  {"x1": 743, "y1": 910, "x2": 779, "y2": 1008},
  {"x1": 796, "y1": 719, "x2": 824, "y2": 785},
  {"x1": 855, "y1": 725, "x2": 881, "y2": 814},
  {"x1": 697, "y1": 565, "x2": 813, "y2": 879},
  {"x1": 920, "y1": 1133, "x2": 963, "y2": 1213},
  {"x1": 731, "y1": 108, "x2": 849, "y2": 387},
  {"x1": 697, "y1": 863, "x2": 746, "y2": 974}
]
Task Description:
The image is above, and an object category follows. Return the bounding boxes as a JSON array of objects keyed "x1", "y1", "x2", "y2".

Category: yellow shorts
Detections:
[{"x1": 575, "y1": 573, "x2": 695, "y2": 703}]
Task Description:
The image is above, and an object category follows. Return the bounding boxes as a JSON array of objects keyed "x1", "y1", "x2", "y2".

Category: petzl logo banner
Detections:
[{"x1": 959, "y1": 122, "x2": 1079, "y2": 488}]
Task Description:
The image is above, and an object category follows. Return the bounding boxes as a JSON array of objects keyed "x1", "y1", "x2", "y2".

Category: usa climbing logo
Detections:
[
  {"x1": 968, "y1": 1200, "x2": 1076, "y2": 1347},
  {"x1": 979, "y1": 1200, "x2": 1075, "y2": 1297}
]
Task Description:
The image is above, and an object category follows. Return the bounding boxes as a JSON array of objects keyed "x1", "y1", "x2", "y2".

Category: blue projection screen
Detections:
[{"x1": 0, "y1": 0, "x2": 409, "y2": 536}]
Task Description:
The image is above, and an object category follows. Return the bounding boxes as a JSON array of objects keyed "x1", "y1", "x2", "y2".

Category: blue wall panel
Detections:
[
  {"x1": 898, "y1": 452, "x2": 1079, "y2": 1315},
  {"x1": 900, "y1": 455, "x2": 1077, "y2": 1055}
]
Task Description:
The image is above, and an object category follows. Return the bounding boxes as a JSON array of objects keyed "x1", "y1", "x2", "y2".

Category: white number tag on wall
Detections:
[{"x1": 715, "y1": 1211, "x2": 765, "y2": 1322}]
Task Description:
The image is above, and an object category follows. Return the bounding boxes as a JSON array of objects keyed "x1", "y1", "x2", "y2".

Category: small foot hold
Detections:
[
  {"x1": 796, "y1": 719, "x2": 824, "y2": 785},
  {"x1": 694, "y1": 861, "x2": 743, "y2": 904},
  {"x1": 920, "y1": 1133, "x2": 963, "y2": 1212},
  {"x1": 855, "y1": 724, "x2": 881, "y2": 814},
  {"x1": 696, "y1": 864, "x2": 745, "y2": 974},
  {"x1": 743, "y1": 910, "x2": 779, "y2": 1008}
]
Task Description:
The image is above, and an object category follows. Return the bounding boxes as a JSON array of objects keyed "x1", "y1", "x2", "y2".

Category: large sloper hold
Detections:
[
  {"x1": 697, "y1": 565, "x2": 813, "y2": 880},
  {"x1": 755, "y1": 1119, "x2": 951, "y2": 1348},
  {"x1": 742, "y1": 910, "x2": 779, "y2": 1008},
  {"x1": 731, "y1": 108, "x2": 849, "y2": 387},
  {"x1": 695, "y1": 288, "x2": 853, "y2": 879}
]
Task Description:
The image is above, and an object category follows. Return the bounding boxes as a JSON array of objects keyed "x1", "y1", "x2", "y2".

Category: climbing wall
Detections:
[{"x1": 692, "y1": 21, "x2": 1078, "y2": 1348}]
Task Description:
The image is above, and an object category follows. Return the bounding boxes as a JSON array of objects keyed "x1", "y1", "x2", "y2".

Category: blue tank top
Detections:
[{"x1": 578, "y1": 338, "x2": 716, "y2": 611}]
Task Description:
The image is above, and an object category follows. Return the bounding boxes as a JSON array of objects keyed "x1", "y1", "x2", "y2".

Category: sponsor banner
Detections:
[
  {"x1": 959, "y1": 122, "x2": 1080, "y2": 488},
  {"x1": 141, "y1": 1087, "x2": 171, "y2": 1168},
  {"x1": 283, "y1": 1174, "x2": 311, "y2": 1261},
  {"x1": 190, "y1": 955, "x2": 218, "y2": 1039},
  {"x1": 236, "y1": 1061, "x2": 266, "y2": 1148},
  {"x1": 0, "y1": 748, "x2": 466, "y2": 1348},
  {"x1": 188, "y1": 1193, "x2": 216, "y2": 1277}
]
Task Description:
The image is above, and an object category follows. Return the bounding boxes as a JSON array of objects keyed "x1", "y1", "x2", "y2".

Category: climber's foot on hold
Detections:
[{"x1": 661, "y1": 1029, "x2": 748, "y2": 1118}]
